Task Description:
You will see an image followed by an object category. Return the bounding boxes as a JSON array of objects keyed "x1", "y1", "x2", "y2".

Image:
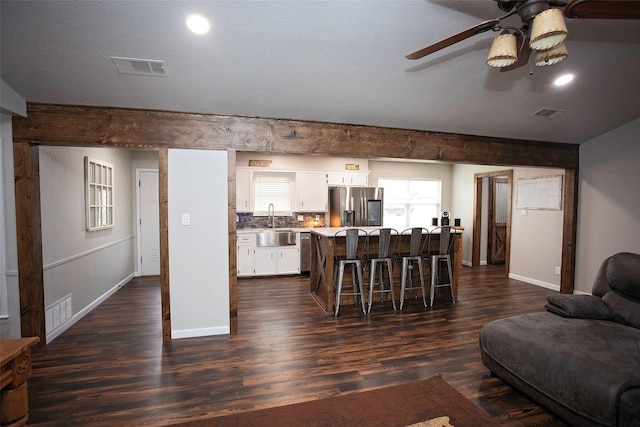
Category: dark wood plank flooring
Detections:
[{"x1": 27, "y1": 266, "x2": 568, "y2": 426}]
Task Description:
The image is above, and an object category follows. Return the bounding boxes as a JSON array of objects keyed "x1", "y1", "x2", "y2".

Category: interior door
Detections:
[
  {"x1": 488, "y1": 177, "x2": 508, "y2": 264},
  {"x1": 139, "y1": 170, "x2": 160, "y2": 276}
]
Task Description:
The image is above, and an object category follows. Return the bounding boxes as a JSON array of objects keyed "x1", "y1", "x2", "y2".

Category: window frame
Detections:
[
  {"x1": 84, "y1": 156, "x2": 115, "y2": 231},
  {"x1": 378, "y1": 177, "x2": 442, "y2": 229}
]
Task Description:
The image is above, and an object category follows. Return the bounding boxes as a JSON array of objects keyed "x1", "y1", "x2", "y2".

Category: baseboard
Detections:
[
  {"x1": 462, "y1": 260, "x2": 472, "y2": 267},
  {"x1": 172, "y1": 325, "x2": 230, "y2": 339},
  {"x1": 46, "y1": 272, "x2": 135, "y2": 344},
  {"x1": 508, "y1": 273, "x2": 560, "y2": 292}
]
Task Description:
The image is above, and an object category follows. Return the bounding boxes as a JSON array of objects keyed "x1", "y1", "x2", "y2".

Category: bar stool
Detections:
[
  {"x1": 397, "y1": 227, "x2": 429, "y2": 310},
  {"x1": 333, "y1": 228, "x2": 367, "y2": 316},
  {"x1": 365, "y1": 228, "x2": 398, "y2": 313},
  {"x1": 429, "y1": 226, "x2": 456, "y2": 306}
]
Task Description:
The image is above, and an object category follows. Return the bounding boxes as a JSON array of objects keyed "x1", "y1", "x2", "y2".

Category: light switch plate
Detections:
[{"x1": 181, "y1": 213, "x2": 190, "y2": 226}]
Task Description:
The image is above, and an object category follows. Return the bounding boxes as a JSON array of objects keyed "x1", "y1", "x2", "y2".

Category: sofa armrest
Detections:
[{"x1": 545, "y1": 294, "x2": 610, "y2": 319}]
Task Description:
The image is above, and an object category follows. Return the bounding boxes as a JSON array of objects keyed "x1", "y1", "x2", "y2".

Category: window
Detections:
[
  {"x1": 253, "y1": 172, "x2": 294, "y2": 214},
  {"x1": 85, "y1": 157, "x2": 114, "y2": 231},
  {"x1": 378, "y1": 178, "x2": 441, "y2": 229}
]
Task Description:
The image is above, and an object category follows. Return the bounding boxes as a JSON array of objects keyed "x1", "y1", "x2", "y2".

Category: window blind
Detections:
[{"x1": 253, "y1": 172, "x2": 293, "y2": 213}]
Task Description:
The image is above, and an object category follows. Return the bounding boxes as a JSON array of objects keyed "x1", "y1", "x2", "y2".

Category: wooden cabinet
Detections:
[
  {"x1": 296, "y1": 172, "x2": 328, "y2": 211},
  {"x1": 327, "y1": 172, "x2": 369, "y2": 187},
  {"x1": 236, "y1": 233, "x2": 255, "y2": 277},
  {"x1": 236, "y1": 168, "x2": 251, "y2": 212}
]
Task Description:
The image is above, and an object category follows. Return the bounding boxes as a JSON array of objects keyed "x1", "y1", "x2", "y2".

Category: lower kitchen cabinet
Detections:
[
  {"x1": 237, "y1": 234, "x2": 255, "y2": 277},
  {"x1": 254, "y1": 246, "x2": 300, "y2": 275},
  {"x1": 237, "y1": 232, "x2": 300, "y2": 277}
]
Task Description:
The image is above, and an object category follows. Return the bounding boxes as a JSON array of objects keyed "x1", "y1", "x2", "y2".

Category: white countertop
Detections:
[
  {"x1": 309, "y1": 226, "x2": 461, "y2": 237},
  {"x1": 236, "y1": 227, "x2": 312, "y2": 234},
  {"x1": 237, "y1": 226, "x2": 461, "y2": 236}
]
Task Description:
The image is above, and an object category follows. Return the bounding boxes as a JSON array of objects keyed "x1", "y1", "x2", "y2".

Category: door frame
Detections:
[
  {"x1": 472, "y1": 170, "x2": 513, "y2": 275},
  {"x1": 136, "y1": 168, "x2": 159, "y2": 276}
]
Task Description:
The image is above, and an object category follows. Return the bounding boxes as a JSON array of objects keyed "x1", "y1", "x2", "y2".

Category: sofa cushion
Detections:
[
  {"x1": 605, "y1": 252, "x2": 640, "y2": 298},
  {"x1": 479, "y1": 312, "x2": 640, "y2": 426},
  {"x1": 602, "y1": 290, "x2": 640, "y2": 329}
]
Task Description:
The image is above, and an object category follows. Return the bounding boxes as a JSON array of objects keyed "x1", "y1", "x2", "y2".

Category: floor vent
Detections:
[
  {"x1": 531, "y1": 108, "x2": 565, "y2": 119},
  {"x1": 111, "y1": 56, "x2": 168, "y2": 76}
]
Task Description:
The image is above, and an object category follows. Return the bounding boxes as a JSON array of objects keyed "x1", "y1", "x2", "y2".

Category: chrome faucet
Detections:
[{"x1": 268, "y1": 203, "x2": 275, "y2": 229}]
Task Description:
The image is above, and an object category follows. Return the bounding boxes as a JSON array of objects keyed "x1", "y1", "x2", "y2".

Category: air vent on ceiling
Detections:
[
  {"x1": 530, "y1": 108, "x2": 565, "y2": 119},
  {"x1": 111, "y1": 56, "x2": 168, "y2": 76}
]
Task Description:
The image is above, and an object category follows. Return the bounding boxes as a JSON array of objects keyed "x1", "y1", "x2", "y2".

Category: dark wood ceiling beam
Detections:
[{"x1": 13, "y1": 103, "x2": 579, "y2": 169}]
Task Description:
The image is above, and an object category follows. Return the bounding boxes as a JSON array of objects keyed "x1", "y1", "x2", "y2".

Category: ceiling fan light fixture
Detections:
[
  {"x1": 529, "y1": 8, "x2": 568, "y2": 51},
  {"x1": 487, "y1": 33, "x2": 518, "y2": 67},
  {"x1": 534, "y1": 42, "x2": 568, "y2": 66}
]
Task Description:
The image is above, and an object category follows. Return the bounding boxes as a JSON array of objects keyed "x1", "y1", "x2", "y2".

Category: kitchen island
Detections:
[{"x1": 309, "y1": 227, "x2": 463, "y2": 314}]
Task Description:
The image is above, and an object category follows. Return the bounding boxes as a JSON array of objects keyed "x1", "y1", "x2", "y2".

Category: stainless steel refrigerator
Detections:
[{"x1": 329, "y1": 187, "x2": 384, "y2": 227}]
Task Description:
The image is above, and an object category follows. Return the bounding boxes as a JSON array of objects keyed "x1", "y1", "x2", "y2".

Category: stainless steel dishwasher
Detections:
[{"x1": 300, "y1": 232, "x2": 311, "y2": 273}]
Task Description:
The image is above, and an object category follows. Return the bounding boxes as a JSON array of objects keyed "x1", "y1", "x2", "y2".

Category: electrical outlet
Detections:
[
  {"x1": 520, "y1": 209, "x2": 527, "y2": 216},
  {"x1": 555, "y1": 266, "x2": 561, "y2": 275},
  {"x1": 297, "y1": 215, "x2": 304, "y2": 221}
]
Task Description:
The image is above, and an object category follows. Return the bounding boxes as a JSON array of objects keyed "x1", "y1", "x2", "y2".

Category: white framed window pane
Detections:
[
  {"x1": 379, "y1": 178, "x2": 441, "y2": 229},
  {"x1": 85, "y1": 157, "x2": 115, "y2": 231}
]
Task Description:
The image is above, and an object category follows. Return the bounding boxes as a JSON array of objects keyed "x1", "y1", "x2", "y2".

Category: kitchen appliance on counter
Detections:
[{"x1": 329, "y1": 187, "x2": 384, "y2": 227}]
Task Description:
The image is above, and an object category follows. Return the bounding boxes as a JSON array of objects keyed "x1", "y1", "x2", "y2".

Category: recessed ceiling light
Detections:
[
  {"x1": 186, "y1": 14, "x2": 210, "y2": 35},
  {"x1": 554, "y1": 73, "x2": 574, "y2": 86}
]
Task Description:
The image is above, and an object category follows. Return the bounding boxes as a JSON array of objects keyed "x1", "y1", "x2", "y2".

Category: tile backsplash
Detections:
[{"x1": 237, "y1": 212, "x2": 326, "y2": 229}]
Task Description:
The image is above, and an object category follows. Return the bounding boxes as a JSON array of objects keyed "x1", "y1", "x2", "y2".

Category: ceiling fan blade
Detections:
[
  {"x1": 564, "y1": 0, "x2": 640, "y2": 19},
  {"x1": 406, "y1": 19, "x2": 500, "y2": 60},
  {"x1": 500, "y1": 29, "x2": 532, "y2": 72}
]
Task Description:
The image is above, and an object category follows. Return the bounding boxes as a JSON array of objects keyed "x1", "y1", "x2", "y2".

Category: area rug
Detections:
[{"x1": 170, "y1": 375, "x2": 497, "y2": 427}]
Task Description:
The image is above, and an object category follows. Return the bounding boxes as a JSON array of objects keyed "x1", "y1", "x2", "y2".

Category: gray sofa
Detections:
[{"x1": 479, "y1": 252, "x2": 640, "y2": 427}]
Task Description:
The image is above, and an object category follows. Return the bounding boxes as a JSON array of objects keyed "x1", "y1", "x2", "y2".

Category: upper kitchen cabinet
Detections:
[
  {"x1": 236, "y1": 168, "x2": 251, "y2": 212},
  {"x1": 296, "y1": 172, "x2": 328, "y2": 212},
  {"x1": 327, "y1": 171, "x2": 369, "y2": 187}
]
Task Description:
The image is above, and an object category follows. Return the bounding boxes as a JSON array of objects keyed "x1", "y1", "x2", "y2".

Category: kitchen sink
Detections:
[{"x1": 255, "y1": 230, "x2": 297, "y2": 247}]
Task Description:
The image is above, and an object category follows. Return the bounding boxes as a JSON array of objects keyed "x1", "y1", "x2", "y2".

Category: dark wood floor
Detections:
[{"x1": 27, "y1": 265, "x2": 567, "y2": 426}]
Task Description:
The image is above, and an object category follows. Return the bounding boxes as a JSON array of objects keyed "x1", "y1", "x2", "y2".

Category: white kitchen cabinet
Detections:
[
  {"x1": 236, "y1": 233, "x2": 255, "y2": 277},
  {"x1": 327, "y1": 172, "x2": 369, "y2": 187},
  {"x1": 254, "y1": 248, "x2": 277, "y2": 275},
  {"x1": 254, "y1": 246, "x2": 300, "y2": 275},
  {"x1": 296, "y1": 172, "x2": 328, "y2": 211},
  {"x1": 276, "y1": 246, "x2": 300, "y2": 274},
  {"x1": 236, "y1": 168, "x2": 251, "y2": 212}
]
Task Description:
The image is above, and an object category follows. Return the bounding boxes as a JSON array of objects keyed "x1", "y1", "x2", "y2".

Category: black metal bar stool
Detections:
[
  {"x1": 365, "y1": 228, "x2": 398, "y2": 313},
  {"x1": 397, "y1": 227, "x2": 430, "y2": 310},
  {"x1": 429, "y1": 226, "x2": 456, "y2": 306},
  {"x1": 333, "y1": 228, "x2": 367, "y2": 316}
]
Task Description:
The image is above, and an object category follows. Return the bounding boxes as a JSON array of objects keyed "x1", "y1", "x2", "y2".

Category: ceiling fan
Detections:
[{"x1": 406, "y1": 0, "x2": 640, "y2": 71}]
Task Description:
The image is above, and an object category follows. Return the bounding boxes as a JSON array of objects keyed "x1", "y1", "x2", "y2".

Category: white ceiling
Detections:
[{"x1": 2, "y1": 0, "x2": 639, "y2": 144}]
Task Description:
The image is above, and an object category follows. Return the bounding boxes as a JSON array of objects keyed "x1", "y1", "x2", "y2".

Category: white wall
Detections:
[
  {"x1": 1, "y1": 79, "x2": 26, "y2": 338},
  {"x1": 451, "y1": 164, "x2": 511, "y2": 264},
  {"x1": 509, "y1": 168, "x2": 565, "y2": 289},
  {"x1": 39, "y1": 146, "x2": 135, "y2": 342},
  {"x1": 576, "y1": 119, "x2": 640, "y2": 294},
  {"x1": 237, "y1": 153, "x2": 368, "y2": 172},
  {"x1": 451, "y1": 164, "x2": 564, "y2": 290},
  {"x1": 368, "y1": 160, "x2": 453, "y2": 213},
  {"x1": 168, "y1": 149, "x2": 230, "y2": 338},
  {"x1": 1, "y1": 114, "x2": 21, "y2": 338}
]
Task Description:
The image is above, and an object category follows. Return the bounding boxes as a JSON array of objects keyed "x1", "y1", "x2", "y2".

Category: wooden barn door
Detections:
[{"x1": 488, "y1": 177, "x2": 508, "y2": 264}]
